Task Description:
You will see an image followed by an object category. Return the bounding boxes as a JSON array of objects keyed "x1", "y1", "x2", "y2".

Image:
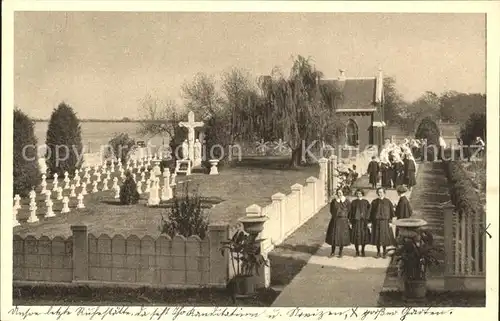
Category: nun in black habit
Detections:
[
  {"x1": 369, "y1": 187, "x2": 396, "y2": 258},
  {"x1": 367, "y1": 156, "x2": 380, "y2": 189},
  {"x1": 325, "y1": 188, "x2": 351, "y2": 258},
  {"x1": 394, "y1": 185, "x2": 413, "y2": 237},
  {"x1": 349, "y1": 189, "x2": 371, "y2": 257},
  {"x1": 403, "y1": 153, "x2": 417, "y2": 189}
]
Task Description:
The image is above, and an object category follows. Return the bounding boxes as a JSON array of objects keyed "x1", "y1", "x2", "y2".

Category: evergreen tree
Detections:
[
  {"x1": 45, "y1": 102, "x2": 83, "y2": 177},
  {"x1": 13, "y1": 108, "x2": 41, "y2": 197},
  {"x1": 119, "y1": 172, "x2": 140, "y2": 205},
  {"x1": 415, "y1": 117, "x2": 441, "y2": 146},
  {"x1": 460, "y1": 113, "x2": 486, "y2": 145}
]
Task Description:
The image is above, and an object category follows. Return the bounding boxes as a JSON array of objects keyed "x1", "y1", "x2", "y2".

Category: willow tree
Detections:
[
  {"x1": 220, "y1": 68, "x2": 262, "y2": 142},
  {"x1": 252, "y1": 55, "x2": 343, "y2": 167}
]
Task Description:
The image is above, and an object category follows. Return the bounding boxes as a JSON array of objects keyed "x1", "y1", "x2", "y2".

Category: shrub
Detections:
[
  {"x1": 159, "y1": 182, "x2": 209, "y2": 239},
  {"x1": 13, "y1": 109, "x2": 41, "y2": 197},
  {"x1": 389, "y1": 229, "x2": 440, "y2": 281},
  {"x1": 45, "y1": 102, "x2": 83, "y2": 177},
  {"x1": 159, "y1": 159, "x2": 176, "y2": 174},
  {"x1": 460, "y1": 113, "x2": 486, "y2": 145},
  {"x1": 119, "y1": 172, "x2": 140, "y2": 205},
  {"x1": 415, "y1": 117, "x2": 440, "y2": 146},
  {"x1": 105, "y1": 133, "x2": 137, "y2": 164}
]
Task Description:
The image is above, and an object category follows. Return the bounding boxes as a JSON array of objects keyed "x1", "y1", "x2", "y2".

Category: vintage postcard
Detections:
[{"x1": 1, "y1": 1, "x2": 499, "y2": 321}]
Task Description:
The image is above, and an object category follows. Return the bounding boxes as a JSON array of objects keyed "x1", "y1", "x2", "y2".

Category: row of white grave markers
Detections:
[
  {"x1": 15, "y1": 154, "x2": 167, "y2": 226},
  {"x1": 14, "y1": 187, "x2": 87, "y2": 226},
  {"x1": 14, "y1": 168, "x2": 126, "y2": 226}
]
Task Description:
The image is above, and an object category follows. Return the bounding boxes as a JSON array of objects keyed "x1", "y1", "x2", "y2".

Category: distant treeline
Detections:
[{"x1": 32, "y1": 118, "x2": 168, "y2": 123}]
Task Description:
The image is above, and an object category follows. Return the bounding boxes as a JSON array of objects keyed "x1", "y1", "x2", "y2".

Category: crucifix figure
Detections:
[{"x1": 178, "y1": 111, "x2": 204, "y2": 162}]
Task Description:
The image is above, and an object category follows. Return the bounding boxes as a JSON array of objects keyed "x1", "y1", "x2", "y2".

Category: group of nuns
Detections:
[
  {"x1": 367, "y1": 139, "x2": 418, "y2": 190},
  {"x1": 325, "y1": 139, "x2": 416, "y2": 259}
]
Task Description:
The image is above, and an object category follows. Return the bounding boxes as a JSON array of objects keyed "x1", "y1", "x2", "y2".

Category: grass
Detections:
[
  {"x1": 12, "y1": 283, "x2": 279, "y2": 306},
  {"x1": 14, "y1": 156, "x2": 318, "y2": 238}
]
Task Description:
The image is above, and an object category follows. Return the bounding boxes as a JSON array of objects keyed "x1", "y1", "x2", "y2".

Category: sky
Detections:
[{"x1": 14, "y1": 12, "x2": 486, "y2": 120}]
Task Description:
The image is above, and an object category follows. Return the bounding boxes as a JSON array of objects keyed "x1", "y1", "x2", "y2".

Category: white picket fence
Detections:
[{"x1": 256, "y1": 174, "x2": 325, "y2": 254}]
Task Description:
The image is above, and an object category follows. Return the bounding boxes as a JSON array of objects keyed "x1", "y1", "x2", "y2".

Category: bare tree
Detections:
[
  {"x1": 181, "y1": 73, "x2": 224, "y2": 120},
  {"x1": 137, "y1": 94, "x2": 186, "y2": 140}
]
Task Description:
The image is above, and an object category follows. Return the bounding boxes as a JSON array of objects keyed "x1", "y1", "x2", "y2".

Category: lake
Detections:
[
  {"x1": 33, "y1": 121, "x2": 460, "y2": 157},
  {"x1": 34, "y1": 121, "x2": 168, "y2": 153}
]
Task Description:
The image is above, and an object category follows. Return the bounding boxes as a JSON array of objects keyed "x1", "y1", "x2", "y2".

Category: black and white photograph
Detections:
[{"x1": 1, "y1": 1, "x2": 498, "y2": 320}]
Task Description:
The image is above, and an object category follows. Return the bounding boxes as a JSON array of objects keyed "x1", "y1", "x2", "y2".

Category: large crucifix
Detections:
[{"x1": 179, "y1": 111, "x2": 204, "y2": 162}]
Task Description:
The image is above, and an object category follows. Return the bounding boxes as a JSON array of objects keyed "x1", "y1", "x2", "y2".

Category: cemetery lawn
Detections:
[{"x1": 14, "y1": 157, "x2": 318, "y2": 238}]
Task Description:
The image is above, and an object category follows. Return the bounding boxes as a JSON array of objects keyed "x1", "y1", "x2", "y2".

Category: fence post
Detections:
[
  {"x1": 271, "y1": 193, "x2": 286, "y2": 244},
  {"x1": 318, "y1": 158, "x2": 328, "y2": 206},
  {"x1": 243, "y1": 204, "x2": 270, "y2": 288},
  {"x1": 443, "y1": 204, "x2": 454, "y2": 289},
  {"x1": 291, "y1": 183, "x2": 304, "y2": 224},
  {"x1": 328, "y1": 155, "x2": 338, "y2": 198},
  {"x1": 70, "y1": 225, "x2": 89, "y2": 281},
  {"x1": 306, "y1": 177, "x2": 318, "y2": 215},
  {"x1": 208, "y1": 224, "x2": 230, "y2": 286}
]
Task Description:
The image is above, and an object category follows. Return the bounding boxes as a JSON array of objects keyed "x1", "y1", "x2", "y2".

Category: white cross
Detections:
[{"x1": 178, "y1": 111, "x2": 204, "y2": 161}]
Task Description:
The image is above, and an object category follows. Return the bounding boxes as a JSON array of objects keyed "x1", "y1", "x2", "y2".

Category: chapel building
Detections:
[{"x1": 319, "y1": 69, "x2": 386, "y2": 152}]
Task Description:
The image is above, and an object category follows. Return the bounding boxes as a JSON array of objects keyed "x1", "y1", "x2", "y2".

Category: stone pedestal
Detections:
[
  {"x1": 209, "y1": 159, "x2": 219, "y2": 175},
  {"x1": 393, "y1": 218, "x2": 428, "y2": 297},
  {"x1": 238, "y1": 204, "x2": 270, "y2": 288},
  {"x1": 394, "y1": 218, "x2": 427, "y2": 241}
]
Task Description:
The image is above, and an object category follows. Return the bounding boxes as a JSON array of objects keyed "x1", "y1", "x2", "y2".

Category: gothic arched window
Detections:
[{"x1": 346, "y1": 119, "x2": 359, "y2": 146}]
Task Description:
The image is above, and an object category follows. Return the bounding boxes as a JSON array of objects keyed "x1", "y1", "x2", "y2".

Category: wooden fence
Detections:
[{"x1": 443, "y1": 206, "x2": 486, "y2": 291}]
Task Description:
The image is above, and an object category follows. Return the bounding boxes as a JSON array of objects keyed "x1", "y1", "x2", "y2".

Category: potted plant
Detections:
[
  {"x1": 220, "y1": 229, "x2": 268, "y2": 298},
  {"x1": 389, "y1": 229, "x2": 441, "y2": 301}
]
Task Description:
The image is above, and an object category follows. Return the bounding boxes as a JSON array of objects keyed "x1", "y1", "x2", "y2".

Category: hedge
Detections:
[{"x1": 442, "y1": 160, "x2": 483, "y2": 217}]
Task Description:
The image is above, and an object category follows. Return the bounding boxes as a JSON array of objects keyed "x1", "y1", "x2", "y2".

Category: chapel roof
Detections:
[{"x1": 319, "y1": 77, "x2": 379, "y2": 111}]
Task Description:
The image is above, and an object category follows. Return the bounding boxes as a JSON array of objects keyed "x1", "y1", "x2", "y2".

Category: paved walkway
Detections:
[{"x1": 271, "y1": 166, "x2": 419, "y2": 307}]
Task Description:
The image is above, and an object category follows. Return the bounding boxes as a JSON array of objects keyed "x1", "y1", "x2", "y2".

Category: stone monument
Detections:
[
  {"x1": 147, "y1": 178, "x2": 160, "y2": 206},
  {"x1": 194, "y1": 139, "x2": 202, "y2": 167},
  {"x1": 179, "y1": 111, "x2": 204, "y2": 163}
]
